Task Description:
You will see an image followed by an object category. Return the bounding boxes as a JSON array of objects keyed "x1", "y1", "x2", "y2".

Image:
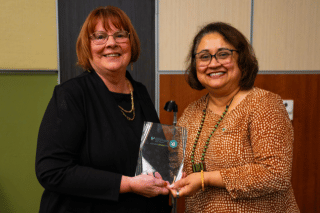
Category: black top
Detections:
[
  {"x1": 36, "y1": 70, "x2": 171, "y2": 213},
  {"x1": 111, "y1": 91, "x2": 144, "y2": 139}
]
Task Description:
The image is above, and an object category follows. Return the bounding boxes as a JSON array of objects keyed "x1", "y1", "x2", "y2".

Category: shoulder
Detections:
[
  {"x1": 246, "y1": 87, "x2": 290, "y2": 124},
  {"x1": 53, "y1": 71, "x2": 92, "y2": 99},
  {"x1": 127, "y1": 72, "x2": 148, "y2": 94},
  {"x1": 127, "y1": 72, "x2": 151, "y2": 101},
  {"x1": 177, "y1": 94, "x2": 207, "y2": 126},
  {"x1": 57, "y1": 71, "x2": 89, "y2": 92},
  {"x1": 50, "y1": 72, "x2": 92, "y2": 110},
  {"x1": 252, "y1": 87, "x2": 282, "y2": 100},
  {"x1": 185, "y1": 94, "x2": 208, "y2": 112},
  {"x1": 133, "y1": 79, "x2": 148, "y2": 93},
  {"x1": 249, "y1": 87, "x2": 284, "y2": 110}
]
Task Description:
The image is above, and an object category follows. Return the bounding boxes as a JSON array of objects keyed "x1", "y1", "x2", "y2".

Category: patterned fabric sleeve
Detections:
[
  {"x1": 220, "y1": 92, "x2": 294, "y2": 199},
  {"x1": 177, "y1": 103, "x2": 194, "y2": 128}
]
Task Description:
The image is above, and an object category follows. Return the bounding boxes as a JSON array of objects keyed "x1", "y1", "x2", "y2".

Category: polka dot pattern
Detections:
[{"x1": 177, "y1": 87, "x2": 299, "y2": 212}]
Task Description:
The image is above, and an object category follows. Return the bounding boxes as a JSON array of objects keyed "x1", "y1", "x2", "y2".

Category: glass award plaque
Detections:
[{"x1": 135, "y1": 122, "x2": 187, "y2": 183}]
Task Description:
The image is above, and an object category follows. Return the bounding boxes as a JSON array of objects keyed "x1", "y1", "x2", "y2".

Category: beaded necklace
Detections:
[
  {"x1": 191, "y1": 94, "x2": 236, "y2": 173},
  {"x1": 118, "y1": 79, "x2": 135, "y2": 121}
]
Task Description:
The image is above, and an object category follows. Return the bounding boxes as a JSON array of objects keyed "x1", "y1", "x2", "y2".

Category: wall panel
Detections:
[
  {"x1": 0, "y1": 0, "x2": 57, "y2": 70},
  {"x1": 253, "y1": 0, "x2": 320, "y2": 71},
  {"x1": 0, "y1": 74, "x2": 58, "y2": 213},
  {"x1": 0, "y1": 1, "x2": 58, "y2": 212},
  {"x1": 159, "y1": 0, "x2": 251, "y2": 71}
]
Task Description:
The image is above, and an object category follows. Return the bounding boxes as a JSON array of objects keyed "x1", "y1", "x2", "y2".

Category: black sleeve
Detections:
[{"x1": 36, "y1": 84, "x2": 122, "y2": 201}]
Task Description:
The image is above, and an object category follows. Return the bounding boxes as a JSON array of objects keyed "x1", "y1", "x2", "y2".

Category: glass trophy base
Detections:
[{"x1": 135, "y1": 122, "x2": 187, "y2": 183}]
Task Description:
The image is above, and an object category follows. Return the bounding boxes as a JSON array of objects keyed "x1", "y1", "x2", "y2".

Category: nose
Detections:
[
  {"x1": 105, "y1": 35, "x2": 117, "y2": 47},
  {"x1": 207, "y1": 56, "x2": 221, "y2": 67}
]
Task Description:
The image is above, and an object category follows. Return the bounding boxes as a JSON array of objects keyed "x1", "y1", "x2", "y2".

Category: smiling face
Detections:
[
  {"x1": 196, "y1": 32, "x2": 241, "y2": 95},
  {"x1": 89, "y1": 19, "x2": 131, "y2": 76}
]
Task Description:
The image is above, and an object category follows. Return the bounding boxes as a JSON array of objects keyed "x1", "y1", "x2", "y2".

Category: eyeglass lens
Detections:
[
  {"x1": 196, "y1": 49, "x2": 234, "y2": 66},
  {"x1": 91, "y1": 31, "x2": 129, "y2": 45}
]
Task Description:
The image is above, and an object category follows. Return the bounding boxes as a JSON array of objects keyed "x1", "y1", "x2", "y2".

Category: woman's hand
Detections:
[
  {"x1": 126, "y1": 174, "x2": 169, "y2": 198},
  {"x1": 148, "y1": 172, "x2": 171, "y2": 187},
  {"x1": 168, "y1": 172, "x2": 202, "y2": 198},
  {"x1": 167, "y1": 171, "x2": 225, "y2": 198},
  {"x1": 148, "y1": 171, "x2": 162, "y2": 179}
]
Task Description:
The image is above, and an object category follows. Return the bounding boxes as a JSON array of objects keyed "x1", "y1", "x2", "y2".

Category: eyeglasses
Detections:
[
  {"x1": 194, "y1": 48, "x2": 238, "y2": 67},
  {"x1": 90, "y1": 31, "x2": 130, "y2": 45}
]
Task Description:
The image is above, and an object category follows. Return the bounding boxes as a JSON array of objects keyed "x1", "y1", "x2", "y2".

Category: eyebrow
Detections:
[
  {"x1": 93, "y1": 31, "x2": 107, "y2": 34},
  {"x1": 197, "y1": 47, "x2": 231, "y2": 54}
]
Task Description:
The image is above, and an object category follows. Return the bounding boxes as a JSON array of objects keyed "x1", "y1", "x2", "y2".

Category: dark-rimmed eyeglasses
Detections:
[
  {"x1": 90, "y1": 31, "x2": 130, "y2": 45},
  {"x1": 193, "y1": 48, "x2": 238, "y2": 66}
]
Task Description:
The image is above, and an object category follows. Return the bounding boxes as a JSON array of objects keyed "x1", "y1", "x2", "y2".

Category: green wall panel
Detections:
[{"x1": 0, "y1": 74, "x2": 58, "y2": 212}]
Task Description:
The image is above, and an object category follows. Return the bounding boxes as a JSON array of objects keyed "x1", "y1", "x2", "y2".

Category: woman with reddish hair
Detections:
[{"x1": 36, "y1": 6, "x2": 171, "y2": 213}]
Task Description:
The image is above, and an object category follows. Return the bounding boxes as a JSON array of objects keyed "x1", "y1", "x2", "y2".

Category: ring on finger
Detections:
[{"x1": 176, "y1": 190, "x2": 180, "y2": 199}]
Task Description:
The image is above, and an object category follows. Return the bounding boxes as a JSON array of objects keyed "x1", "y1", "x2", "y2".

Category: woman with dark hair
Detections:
[
  {"x1": 36, "y1": 6, "x2": 171, "y2": 213},
  {"x1": 168, "y1": 22, "x2": 299, "y2": 212}
]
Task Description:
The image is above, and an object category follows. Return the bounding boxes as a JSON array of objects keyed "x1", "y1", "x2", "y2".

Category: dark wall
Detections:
[{"x1": 58, "y1": 0, "x2": 155, "y2": 103}]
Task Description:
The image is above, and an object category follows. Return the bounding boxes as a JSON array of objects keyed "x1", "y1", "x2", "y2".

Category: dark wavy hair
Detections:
[
  {"x1": 186, "y1": 22, "x2": 258, "y2": 90},
  {"x1": 76, "y1": 6, "x2": 140, "y2": 71}
]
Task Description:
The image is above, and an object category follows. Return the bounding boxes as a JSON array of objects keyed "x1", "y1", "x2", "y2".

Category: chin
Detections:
[{"x1": 103, "y1": 63, "x2": 126, "y2": 72}]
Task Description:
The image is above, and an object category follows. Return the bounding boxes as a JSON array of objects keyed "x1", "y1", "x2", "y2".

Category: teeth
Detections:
[
  {"x1": 209, "y1": 72, "x2": 224, "y2": 76},
  {"x1": 105, "y1": 54, "x2": 120, "y2": 57}
]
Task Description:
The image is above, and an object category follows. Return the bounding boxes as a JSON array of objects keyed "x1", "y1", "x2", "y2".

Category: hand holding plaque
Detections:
[{"x1": 135, "y1": 122, "x2": 187, "y2": 183}]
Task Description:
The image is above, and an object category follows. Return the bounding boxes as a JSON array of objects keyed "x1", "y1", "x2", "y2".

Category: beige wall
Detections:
[
  {"x1": 253, "y1": 0, "x2": 320, "y2": 70},
  {"x1": 0, "y1": 0, "x2": 57, "y2": 70},
  {"x1": 159, "y1": 0, "x2": 320, "y2": 72}
]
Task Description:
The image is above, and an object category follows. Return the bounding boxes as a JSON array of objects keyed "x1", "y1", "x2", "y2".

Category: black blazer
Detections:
[{"x1": 36, "y1": 71, "x2": 171, "y2": 213}]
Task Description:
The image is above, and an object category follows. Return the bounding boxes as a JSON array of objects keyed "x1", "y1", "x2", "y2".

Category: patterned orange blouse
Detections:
[{"x1": 177, "y1": 88, "x2": 299, "y2": 212}]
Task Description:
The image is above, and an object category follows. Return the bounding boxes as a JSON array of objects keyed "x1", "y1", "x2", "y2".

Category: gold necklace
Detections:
[{"x1": 118, "y1": 79, "x2": 135, "y2": 121}]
